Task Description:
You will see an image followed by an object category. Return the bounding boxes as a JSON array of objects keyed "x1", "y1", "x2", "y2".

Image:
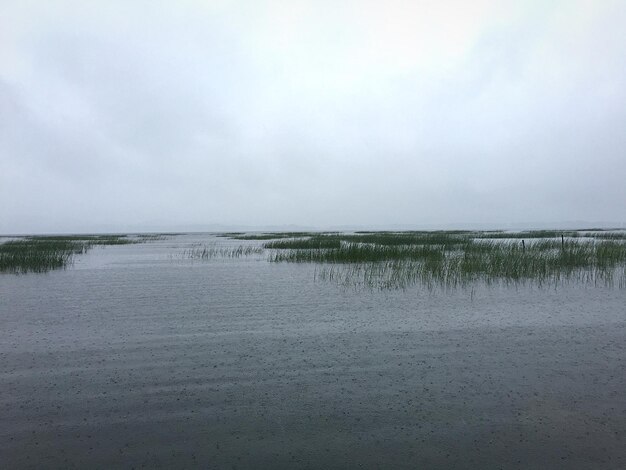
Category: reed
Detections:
[
  {"x1": 227, "y1": 232, "x2": 312, "y2": 240},
  {"x1": 1, "y1": 235, "x2": 138, "y2": 274},
  {"x1": 28, "y1": 234, "x2": 134, "y2": 244},
  {"x1": 181, "y1": 244, "x2": 263, "y2": 259},
  {"x1": 136, "y1": 234, "x2": 168, "y2": 241},
  {"x1": 227, "y1": 232, "x2": 337, "y2": 240},
  {"x1": 264, "y1": 237, "x2": 341, "y2": 249},
  {"x1": 270, "y1": 243, "x2": 447, "y2": 263},
  {"x1": 0, "y1": 240, "x2": 80, "y2": 273},
  {"x1": 337, "y1": 232, "x2": 470, "y2": 246},
  {"x1": 270, "y1": 232, "x2": 626, "y2": 289}
]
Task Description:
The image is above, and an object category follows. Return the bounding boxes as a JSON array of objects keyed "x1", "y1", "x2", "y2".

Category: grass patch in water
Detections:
[
  {"x1": 262, "y1": 231, "x2": 471, "y2": 249},
  {"x1": 264, "y1": 237, "x2": 342, "y2": 249},
  {"x1": 227, "y1": 232, "x2": 312, "y2": 240},
  {"x1": 270, "y1": 243, "x2": 447, "y2": 263},
  {"x1": 227, "y1": 232, "x2": 338, "y2": 240},
  {"x1": 1, "y1": 235, "x2": 139, "y2": 274},
  {"x1": 338, "y1": 232, "x2": 470, "y2": 246},
  {"x1": 475, "y1": 229, "x2": 625, "y2": 240},
  {"x1": 269, "y1": 231, "x2": 626, "y2": 289},
  {"x1": 181, "y1": 244, "x2": 263, "y2": 259}
]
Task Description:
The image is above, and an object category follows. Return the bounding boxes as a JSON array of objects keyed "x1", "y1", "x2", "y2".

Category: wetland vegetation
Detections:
[
  {"x1": 1, "y1": 235, "x2": 144, "y2": 274},
  {"x1": 4, "y1": 230, "x2": 626, "y2": 289},
  {"x1": 240, "y1": 230, "x2": 626, "y2": 289},
  {"x1": 224, "y1": 232, "x2": 329, "y2": 240},
  {"x1": 180, "y1": 244, "x2": 263, "y2": 259}
]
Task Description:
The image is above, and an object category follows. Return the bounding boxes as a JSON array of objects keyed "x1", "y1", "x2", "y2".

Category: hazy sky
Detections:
[{"x1": 1, "y1": 0, "x2": 625, "y2": 233}]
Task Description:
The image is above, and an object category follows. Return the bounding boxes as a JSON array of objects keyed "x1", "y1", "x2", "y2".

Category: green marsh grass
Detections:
[
  {"x1": 337, "y1": 232, "x2": 470, "y2": 246},
  {"x1": 27, "y1": 234, "x2": 135, "y2": 244},
  {"x1": 0, "y1": 235, "x2": 136, "y2": 274},
  {"x1": 476, "y1": 230, "x2": 578, "y2": 239},
  {"x1": 0, "y1": 240, "x2": 81, "y2": 273},
  {"x1": 264, "y1": 237, "x2": 342, "y2": 249},
  {"x1": 227, "y1": 232, "x2": 313, "y2": 240},
  {"x1": 181, "y1": 244, "x2": 263, "y2": 259},
  {"x1": 476, "y1": 229, "x2": 625, "y2": 240},
  {"x1": 267, "y1": 231, "x2": 626, "y2": 289},
  {"x1": 270, "y1": 243, "x2": 447, "y2": 263},
  {"x1": 136, "y1": 234, "x2": 168, "y2": 241},
  {"x1": 227, "y1": 232, "x2": 336, "y2": 240},
  {"x1": 262, "y1": 231, "x2": 471, "y2": 249}
]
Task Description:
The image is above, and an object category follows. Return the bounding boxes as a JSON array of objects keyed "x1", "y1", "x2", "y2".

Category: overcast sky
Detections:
[{"x1": 1, "y1": 0, "x2": 625, "y2": 233}]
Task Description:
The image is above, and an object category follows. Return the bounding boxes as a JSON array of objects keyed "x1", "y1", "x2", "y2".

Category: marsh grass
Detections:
[
  {"x1": 268, "y1": 231, "x2": 626, "y2": 289},
  {"x1": 227, "y1": 232, "x2": 337, "y2": 240},
  {"x1": 270, "y1": 243, "x2": 447, "y2": 263},
  {"x1": 476, "y1": 229, "x2": 626, "y2": 240},
  {"x1": 337, "y1": 232, "x2": 470, "y2": 246},
  {"x1": 0, "y1": 235, "x2": 136, "y2": 274},
  {"x1": 585, "y1": 232, "x2": 626, "y2": 240},
  {"x1": 477, "y1": 230, "x2": 579, "y2": 239},
  {"x1": 227, "y1": 232, "x2": 313, "y2": 240},
  {"x1": 264, "y1": 237, "x2": 342, "y2": 249},
  {"x1": 6, "y1": 230, "x2": 626, "y2": 286},
  {"x1": 216, "y1": 232, "x2": 245, "y2": 238},
  {"x1": 262, "y1": 231, "x2": 471, "y2": 249},
  {"x1": 0, "y1": 240, "x2": 80, "y2": 273},
  {"x1": 181, "y1": 244, "x2": 263, "y2": 259},
  {"x1": 136, "y1": 234, "x2": 168, "y2": 241},
  {"x1": 28, "y1": 234, "x2": 135, "y2": 244}
]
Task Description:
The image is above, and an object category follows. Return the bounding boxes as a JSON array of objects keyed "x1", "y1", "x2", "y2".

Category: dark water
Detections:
[{"x1": 1, "y1": 234, "x2": 625, "y2": 469}]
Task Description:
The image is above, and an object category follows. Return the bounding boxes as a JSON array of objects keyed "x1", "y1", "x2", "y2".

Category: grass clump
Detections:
[
  {"x1": 338, "y1": 232, "x2": 470, "y2": 246},
  {"x1": 0, "y1": 239, "x2": 83, "y2": 274},
  {"x1": 262, "y1": 231, "x2": 471, "y2": 249},
  {"x1": 477, "y1": 230, "x2": 626, "y2": 241},
  {"x1": 264, "y1": 237, "x2": 342, "y2": 249},
  {"x1": 227, "y1": 233, "x2": 304, "y2": 240},
  {"x1": 270, "y1": 243, "x2": 446, "y2": 263},
  {"x1": 27, "y1": 234, "x2": 134, "y2": 244},
  {"x1": 584, "y1": 231, "x2": 626, "y2": 240},
  {"x1": 136, "y1": 234, "x2": 168, "y2": 241},
  {"x1": 226, "y1": 232, "x2": 336, "y2": 240},
  {"x1": 216, "y1": 232, "x2": 245, "y2": 238},
  {"x1": 269, "y1": 231, "x2": 626, "y2": 289},
  {"x1": 1, "y1": 234, "x2": 138, "y2": 274},
  {"x1": 181, "y1": 244, "x2": 263, "y2": 259},
  {"x1": 477, "y1": 230, "x2": 579, "y2": 239}
]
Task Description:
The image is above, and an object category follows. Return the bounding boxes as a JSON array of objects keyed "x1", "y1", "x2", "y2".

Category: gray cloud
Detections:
[{"x1": 1, "y1": 0, "x2": 625, "y2": 233}]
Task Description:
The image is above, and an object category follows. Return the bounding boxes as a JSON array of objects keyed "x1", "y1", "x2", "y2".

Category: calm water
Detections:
[{"x1": 1, "y1": 234, "x2": 625, "y2": 469}]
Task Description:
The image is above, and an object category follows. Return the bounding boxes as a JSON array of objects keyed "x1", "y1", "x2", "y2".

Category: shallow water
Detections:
[{"x1": 1, "y1": 234, "x2": 625, "y2": 468}]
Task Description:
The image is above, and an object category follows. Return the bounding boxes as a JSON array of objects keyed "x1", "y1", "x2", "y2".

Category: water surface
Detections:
[{"x1": 1, "y1": 234, "x2": 625, "y2": 468}]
